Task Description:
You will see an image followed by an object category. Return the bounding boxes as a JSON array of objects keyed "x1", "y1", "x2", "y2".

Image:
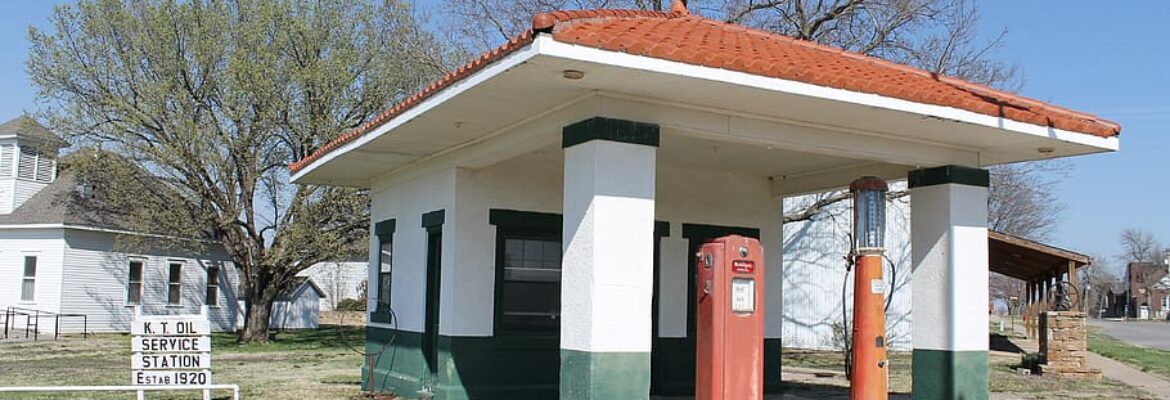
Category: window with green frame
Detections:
[{"x1": 491, "y1": 210, "x2": 562, "y2": 335}]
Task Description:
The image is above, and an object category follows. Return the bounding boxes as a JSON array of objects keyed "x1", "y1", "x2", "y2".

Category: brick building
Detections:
[{"x1": 1114, "y1": 262, "x2": 1170, "y2": 319}]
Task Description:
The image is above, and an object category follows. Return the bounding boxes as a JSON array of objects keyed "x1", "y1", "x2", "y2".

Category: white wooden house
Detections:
[{"x1": 0, "y1": 116, "x2": 240, "y2": 335}]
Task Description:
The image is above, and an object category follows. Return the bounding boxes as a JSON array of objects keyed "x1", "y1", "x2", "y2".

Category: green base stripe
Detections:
[
  {"x1": 561, "y1": 349, "x2": 651, "y2": 400},
  {"x1": 912, "y1": 349, "x2": 989, "y2": 400},
  {"x1": 908, "y1": 165, "x2": 989, "y2": 188}
]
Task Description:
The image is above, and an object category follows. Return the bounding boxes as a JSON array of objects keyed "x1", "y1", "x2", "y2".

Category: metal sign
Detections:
[{"x1": 131, "y1": 314, "x2": 212, "y2": 391}]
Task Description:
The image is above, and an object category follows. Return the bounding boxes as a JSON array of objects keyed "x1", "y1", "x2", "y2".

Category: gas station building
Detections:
[{"x1": 290, "y1": 5, "x2": 1120, "y2": 400}]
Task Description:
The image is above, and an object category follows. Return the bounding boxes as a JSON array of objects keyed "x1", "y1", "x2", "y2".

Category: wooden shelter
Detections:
[{"x1": 989, "y1": 231, "x2": 1091, "y2": 338}]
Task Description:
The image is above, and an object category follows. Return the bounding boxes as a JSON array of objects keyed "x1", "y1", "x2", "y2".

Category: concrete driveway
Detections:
[{"x1": 1089, "y1": 319, "x2": 1170, "y2": 350}]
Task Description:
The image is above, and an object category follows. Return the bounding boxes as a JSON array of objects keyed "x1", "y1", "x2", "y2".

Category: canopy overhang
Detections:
[{"x1": 291, "y1": 34, "x2": 1118, "y2": 190}]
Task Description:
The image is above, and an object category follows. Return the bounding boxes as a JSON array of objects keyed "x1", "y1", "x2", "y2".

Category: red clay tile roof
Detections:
[{"x1": 290, "y1": 7, "x2": 1120, "y2": 174}]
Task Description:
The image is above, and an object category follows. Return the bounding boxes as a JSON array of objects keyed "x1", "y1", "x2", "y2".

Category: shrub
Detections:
[{"x1": 336, "y1": 298, "x2": 366, "y2": 311}]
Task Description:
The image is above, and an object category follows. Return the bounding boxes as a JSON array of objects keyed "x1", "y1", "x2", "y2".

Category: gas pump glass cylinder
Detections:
[{"x1": 850, "y1": 177, "x2": 889, "y2": 250}]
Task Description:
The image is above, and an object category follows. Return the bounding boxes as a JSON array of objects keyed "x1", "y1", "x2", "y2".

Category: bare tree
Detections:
[
  {"x1": 1119, "y1": 228, "x2": 1165, "y2": 264},
  {"x1": 1079, "y1": 255, "x2": 1119, "y2": 317},
  {"x1": 987, "y1": 160, "x2": 1069, "y2": 242}
]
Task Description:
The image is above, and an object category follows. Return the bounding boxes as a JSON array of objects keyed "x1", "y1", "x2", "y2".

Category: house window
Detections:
[
  {"x1": 17, "y1": 147, "x2": 36, "y2": 180},
  {"x1": 0, "y1": 144, "x2": 14, "y2": 177},
  {"x1": 127, "y1": 260, "x2": 144, "y2": 305},
  {"x1": 21, "y1": 256, "x2": 36, "y2": 302},
  {"x1": 167, "y1": 263, "x2": 183, "y2": 305},
  {"x1": 206, "y1": 266, "x2": 219, "y2": 306},
  {"x1": 15, "y1": 147, "x2": 55, "y2": 182}
]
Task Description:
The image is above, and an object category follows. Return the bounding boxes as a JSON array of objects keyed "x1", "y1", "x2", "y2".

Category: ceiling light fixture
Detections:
[{"x1": 563, "y1": 69, "x2": 585, "y2": 80}]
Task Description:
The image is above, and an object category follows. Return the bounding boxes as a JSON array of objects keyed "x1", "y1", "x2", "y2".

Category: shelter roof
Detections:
[
  {"x1": 290, "y1": 5, "x2": 1119, "y2": 174},
  {"x1": 989, "y1": 230, "x2": 1090, "y2": 282}
]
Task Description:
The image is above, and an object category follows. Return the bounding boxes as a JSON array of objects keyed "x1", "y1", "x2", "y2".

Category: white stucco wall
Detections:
[
  {"x1": 368, "y1": 168, "x2": 456, "y2": 332},
  {"x1": 369, "y1": 147, "x2": 785, "y2": 340},
  {"x1": 781, "y1": 182, "x2": 913, "y2": 351}
]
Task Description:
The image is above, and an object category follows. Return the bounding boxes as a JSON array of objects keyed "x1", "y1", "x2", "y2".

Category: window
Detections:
[
  {"x1": 127, "y1": 260, "x2": 144, "y2": 305},
  {"x1": 499, "y1": 236, "x2": 562, "y2": 333},
  {"x1": 488, "y1": 210, "x2": 563, "y2": 334},
  {"x1": 206, "y1": 266, "x2": 219, "y2": 306},
  {"x1": 167, "y1": 263, "x2": 183, "y2": 305},
  {"x1": 20, "y1": 256, "x2": 36, "y2": 302},
  {"x1": 379, "y1": 239, "x2": 392, "y2": 307}
]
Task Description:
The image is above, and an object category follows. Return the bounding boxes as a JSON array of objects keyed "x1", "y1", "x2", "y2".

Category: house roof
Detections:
[
  {"x1": 0, "y1": 172, "x2": 137, "y2": 230},
  {"x1": 0, "y1": 116, "x2": 69, "y2": 148},
  {"x1": 289, "y1": 5, "x2": 1120, "y2": 174},
  {"x1": 988, "y1": 230, "x2": 1090, "y2": 282}
]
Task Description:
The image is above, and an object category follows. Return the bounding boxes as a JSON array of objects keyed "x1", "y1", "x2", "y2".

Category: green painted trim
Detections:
[
  {"x1": 421, "y1": 210, "x2": 445, "y2": 228},
  {"x1": 655, "y1": 221, "x2": 670, "y2": 237},
  {"x1": 375, "y1": 219, "x2": 396, "y2": 237},
  {"x1": 681, "y1": 223, "x2": 760, "y2": 241},
  {"x1": 912, "y1": 349, "x2": 989, "y2": 400},
  {"x1": 561, "y1": 349, "x2": 651, "y2": 399},
  {"x1": 908, "y1": 165, "x2": 990, "y2": 188},
  {"x1": 562, "y1": 117, "x2": 660, "y2": 148},
  {"x1": 489, "y1": 209, "x2": 561, "y2": 230}
]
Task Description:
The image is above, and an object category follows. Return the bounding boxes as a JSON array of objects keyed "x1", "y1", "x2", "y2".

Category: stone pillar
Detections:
[
  {"x1": 909, "y1": 165, "x2": 990, "y2": 400},
  {"x1": 560, "y1": 117, "x2": 658, "y2": 400},
  {"x1": 1039, "y1": 311, "x2": 1101, "y2": 379}
]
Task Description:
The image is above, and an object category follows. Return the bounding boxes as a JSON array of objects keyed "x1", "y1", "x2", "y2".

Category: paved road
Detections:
[{"x1": 1089, "y1": 319, "x2": 1170, "y2": 350}]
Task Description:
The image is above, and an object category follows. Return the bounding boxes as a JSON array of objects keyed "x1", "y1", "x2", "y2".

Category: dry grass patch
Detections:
[{"x1": 0, "y1": 325, "x2": 365, "y2": 399}]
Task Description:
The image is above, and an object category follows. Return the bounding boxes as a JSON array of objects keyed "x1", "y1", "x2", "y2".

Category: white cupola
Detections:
[{"x1": 0, "y1": 116, "x2": 69, "y2": 215}]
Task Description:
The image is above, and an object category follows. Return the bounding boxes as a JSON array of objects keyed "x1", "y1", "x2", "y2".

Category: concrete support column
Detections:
[
  {"x1": 909, "y1": 165, "x2": 990, "y2": 400},
  {"x1": 560, "y1": 117, "x2": 658, "y2": 400}
]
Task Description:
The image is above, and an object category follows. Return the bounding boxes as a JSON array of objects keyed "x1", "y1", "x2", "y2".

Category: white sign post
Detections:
[{"x1": 131, "y1": 307, "x2": 213, "y2": 400}]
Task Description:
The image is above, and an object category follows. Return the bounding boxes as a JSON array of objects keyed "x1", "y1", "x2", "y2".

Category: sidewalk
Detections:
[
  {"x1": 1005, "y1": 334, "x2": 1170, "y2": 398},
  {"x1": 1085, "y1": 351, "x2": 1170, "y2": 396}
]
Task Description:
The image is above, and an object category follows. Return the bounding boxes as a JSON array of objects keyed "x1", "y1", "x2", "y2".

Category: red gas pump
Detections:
[
  {"x1": 849, "y1": 177, "x2": 889, "y2": 400},
  {"x1": 695, "y1": 235, "x2": 765, "y2": 400}
]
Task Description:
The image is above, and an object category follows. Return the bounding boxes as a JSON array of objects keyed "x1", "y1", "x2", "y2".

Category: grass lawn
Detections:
[
  {"x1": 1088, "y1": 329, "x2": 1170, "y2": 380},
  {"x1": 0, "y1": 325, "x2": 366, "y2": 400},
  {"x1": 781, "y1": 347, "x2": 1155, "y2": 400}
]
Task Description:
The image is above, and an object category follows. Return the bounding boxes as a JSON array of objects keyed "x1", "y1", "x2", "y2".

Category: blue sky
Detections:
[{"x1": 1, "y1": 1, "x2": 1165, "y2": 266}]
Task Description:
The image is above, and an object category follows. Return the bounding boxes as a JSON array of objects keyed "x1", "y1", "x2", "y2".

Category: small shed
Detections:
[{"x1": 237, "y1": 278, "x2": 325, "y2": 330}]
